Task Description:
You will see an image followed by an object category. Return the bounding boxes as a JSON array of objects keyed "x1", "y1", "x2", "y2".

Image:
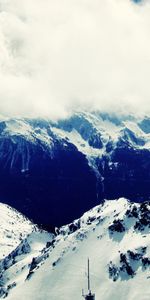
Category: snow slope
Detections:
[
  {"x1": 1, "y1": 198, "x2": 150, "y2": 300},
  {"x1": 0, "y1": 203, "x2": 34, "y2": 259},
  {"x1": 0, "y1": 204, "x2": 53, "y2": 298}
]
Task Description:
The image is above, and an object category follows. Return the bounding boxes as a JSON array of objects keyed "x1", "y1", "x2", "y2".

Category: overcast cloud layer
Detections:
[{"x1": 0, "y1": 0, "x2": 150, "y2": 119}]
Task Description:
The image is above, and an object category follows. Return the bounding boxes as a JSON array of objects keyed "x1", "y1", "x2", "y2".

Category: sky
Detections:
[{"x1": 0, "y1": 0, "x2": 150, "y2": 119}]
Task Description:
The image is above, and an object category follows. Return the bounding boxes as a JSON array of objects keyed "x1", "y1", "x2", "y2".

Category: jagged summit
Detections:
[{"x1": 0, "y1": 198, "x2": 150, "y2": 300}]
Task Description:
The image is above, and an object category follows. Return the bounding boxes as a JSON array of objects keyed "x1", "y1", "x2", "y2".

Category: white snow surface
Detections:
[
  {"x1": 3, "y1": 119, "x2": 54, "y2": 147},
  {"x1": 0, "y1": 203, "x2": 34, "y2": 259},
  {"x1": 1, "y1": 198, "x2": 150, "y2": 300},
  {"x1": 52, "y1": 127, "x2": 105, "y2": 157},
  {"x1": 2, "y1": 112, "x2": 150, "y2": 155},
  {"x1": 1, "y1": 112, "x2": 150, "y2": 174}
]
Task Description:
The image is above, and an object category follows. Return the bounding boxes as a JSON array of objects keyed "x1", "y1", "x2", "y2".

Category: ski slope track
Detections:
[{"x1": 0, "y1": 198, "x2": 150, "y2": 300}]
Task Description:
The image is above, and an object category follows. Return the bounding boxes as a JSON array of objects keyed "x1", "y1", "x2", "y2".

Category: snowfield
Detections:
[
  {"x1": 0, "y1": 203, "x2": 34, "y2": 259},
  {"x1": 0, "y1": 198, "x2": 150, "y2": 300}
]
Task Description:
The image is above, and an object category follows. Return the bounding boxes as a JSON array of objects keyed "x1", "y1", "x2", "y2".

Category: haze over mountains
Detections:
[
  {"x1": 0, "y1": 0, "x2": 150, "y2": 119},
  {"x1": 1, "y1": 0, "x2": 150, "y2": 299}
]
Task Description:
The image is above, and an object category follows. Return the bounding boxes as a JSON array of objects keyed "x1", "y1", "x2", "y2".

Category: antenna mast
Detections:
[
  {"x1": 82, "y1": 258, "x2": 95, "y2": 300},
  {"x1": 88, "y1": 258, "x2": 91, "y2": 294}
]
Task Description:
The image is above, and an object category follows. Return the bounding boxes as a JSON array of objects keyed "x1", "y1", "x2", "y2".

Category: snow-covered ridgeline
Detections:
[
  {"x1": 0, "y1": 112, "x2": 150, "y2": 179},
  {"x1": 1, "y1": 113, "x2": 150, "y2": 163},
  {"x1": 0, "y1": 198, "x2": 150, "y2": 300}
]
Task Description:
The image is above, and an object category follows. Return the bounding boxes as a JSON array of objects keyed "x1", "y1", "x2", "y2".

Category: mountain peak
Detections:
[{"x1": 1, "y1": 198, "x2": 150, "y2": 300}]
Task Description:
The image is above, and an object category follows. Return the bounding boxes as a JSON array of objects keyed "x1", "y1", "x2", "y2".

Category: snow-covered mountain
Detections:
[
  {"x1": 0, "y1": 203, "x2": 53, "y2": 298},
  {"x1": 1, "y1": 198, "x2": 150, "y2": 300},
  {"x1": 0, "y1": 203, "x2": 34, "y2": 260},
  {"x1": 0, "y1": 112, "x2": 150, "y2": 227}
]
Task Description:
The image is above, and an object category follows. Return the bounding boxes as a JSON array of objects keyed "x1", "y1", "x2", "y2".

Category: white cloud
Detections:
[{"x1": 0, "y1": 0, "x2": 150, "y2": 119}]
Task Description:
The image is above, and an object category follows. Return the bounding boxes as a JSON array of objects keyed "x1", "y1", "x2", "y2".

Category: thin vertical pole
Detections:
[{"x1": 88, "y1": 258, "x2": 90, "y2": 293}]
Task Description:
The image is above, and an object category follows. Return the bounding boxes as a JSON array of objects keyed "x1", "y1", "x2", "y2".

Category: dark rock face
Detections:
[
  {"x1": 0, "y1": 113, "x2": 150, "y2": 228},
  {"x1": 0, "y1": 133, "x2": 98, "y2": 229},
  {"x1": 56, "y1": 114, "x2": 103, "y2": 149},
  {"x1": 98, "y1": 147, "x2": 150, "y2": 202},
  {"x1": 138, "y1": 118, "x2": 150, "y2": 134},
  {"x1": 109, "y1": 219, "x2": 125, "y2": 233},
  {"x1": 109, "y1": 246, "x2": 150, "y2": 282},
  {"x1": 0, "y1": 122, "x2": 6, "y2": 134}
]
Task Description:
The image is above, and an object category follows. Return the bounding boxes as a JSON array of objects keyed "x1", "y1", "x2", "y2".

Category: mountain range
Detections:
[{"x1": 0, "y1": 112, "x2": 150, "y2": 228}]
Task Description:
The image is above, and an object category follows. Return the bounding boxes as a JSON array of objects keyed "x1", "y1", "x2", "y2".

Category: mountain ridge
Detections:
[
  {"x1": 0, "y1": 111, "x2": 150, "y2": 227},
  {"x1": 0, "y1": 197, "x2": 150, "y2": 300}
]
